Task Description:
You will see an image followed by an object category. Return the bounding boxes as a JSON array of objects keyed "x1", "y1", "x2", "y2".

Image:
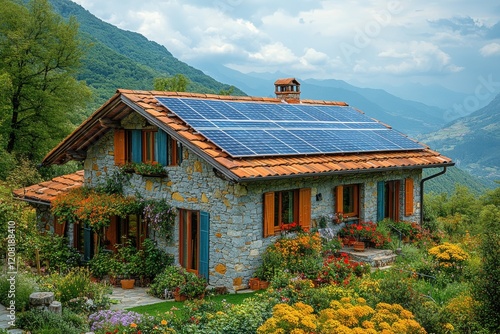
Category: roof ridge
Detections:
[{"x1": 117, "y1": 89, "x2": 348, "y2": 106}]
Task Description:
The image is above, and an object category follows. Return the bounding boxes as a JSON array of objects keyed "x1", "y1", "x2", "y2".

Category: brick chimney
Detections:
[{"x1": 274, "y1": 78, "x2": 300, "y2": 103}]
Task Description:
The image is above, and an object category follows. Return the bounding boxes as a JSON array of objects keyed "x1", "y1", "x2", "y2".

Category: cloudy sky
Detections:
[{"x1": 72, "y1": 0, "x2": 500, "y2": 95}]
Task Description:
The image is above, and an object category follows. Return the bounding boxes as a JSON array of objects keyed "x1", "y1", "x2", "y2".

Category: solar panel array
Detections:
[{"x1": 156, "y1": 97, "x2": 424, "y2": 157}]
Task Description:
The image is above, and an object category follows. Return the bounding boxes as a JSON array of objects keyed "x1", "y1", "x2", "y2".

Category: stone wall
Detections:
[{"x1": 83, "y1": 113, "x2": 423, "y2": 289}]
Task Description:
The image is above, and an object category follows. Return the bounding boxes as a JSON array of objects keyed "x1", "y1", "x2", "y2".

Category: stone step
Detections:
[{"x1": 340, "y1": 247, "x2": 397, "y2": 268}]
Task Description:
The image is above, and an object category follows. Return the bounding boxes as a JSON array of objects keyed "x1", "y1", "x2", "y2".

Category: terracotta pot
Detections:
[
  {"x1": 249, "y1": 278, "x2": 261, "y2": 290},
  {"x1": 259, "y1": 280, "x2": 270, "y2": 289},
  {"x1": 120, "y1": 279, "x2": 135, "y2": 289},
  {"x1": 353, "y1": 241, "x2": 365, "y2": 252},
  {"x1": 173, "y1": 291, "x2": 187, "y2": 302}
]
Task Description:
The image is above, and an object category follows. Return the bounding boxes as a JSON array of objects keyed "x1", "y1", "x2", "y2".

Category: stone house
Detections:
[{"x1": 14, "y1": 78, "x2": 453, "y2": 289}]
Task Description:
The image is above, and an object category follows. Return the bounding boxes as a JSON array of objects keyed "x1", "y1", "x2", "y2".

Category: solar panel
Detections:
[{"x1": 156, "y1": 97, "x2": 425, "y2": 157}]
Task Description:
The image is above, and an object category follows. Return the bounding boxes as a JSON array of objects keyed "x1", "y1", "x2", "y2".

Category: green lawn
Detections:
[{"x1": 127, "y1": 291, "x2": 258, "y2": 316}]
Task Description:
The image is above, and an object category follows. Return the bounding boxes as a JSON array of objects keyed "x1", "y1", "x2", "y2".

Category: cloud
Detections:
[
  {"x1": 480, "y1": 43, "x2": 500, "y2": 56},
  {"x1": 428, "y1": 16, "x2": 488, "y2": 36},
  {"x1": 355, "y1": 41, "x2": 464, "y2": 75}
]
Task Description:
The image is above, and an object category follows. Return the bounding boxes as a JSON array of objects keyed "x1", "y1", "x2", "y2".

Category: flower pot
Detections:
[
  {"x1": 120, "y1": 279, "x2": 135, "y2": 289},
  {"x1": 353, "y1": 241, "x2": 365, "y2": 252},
  {"x1": 173, "y1": 291, "x2": 187, "y2": 302},
  {"x1": 249, "y1": 278, "x2": 261, "y2": 290},
  {"x1": 259, "y1": 280, "x2": 270, "y2": 290}
]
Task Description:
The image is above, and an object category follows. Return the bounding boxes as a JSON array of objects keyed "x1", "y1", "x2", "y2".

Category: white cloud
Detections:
[
  {"x1": 70, "y1": 0, "x2": 499, "y2": 92},
  {"x1": 480, "y1": 43, "x2": 500, "y2": 57}
]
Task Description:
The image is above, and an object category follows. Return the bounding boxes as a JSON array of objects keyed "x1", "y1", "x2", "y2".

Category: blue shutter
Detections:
[
  {"x1": 156, "y1": 129, "x2": 167, "y2": 165},
  {"x1": 131, "y1": 130, "x2": 142, "y2": 163},
  {"x1": 199, "y1": 211, "x2": 210, "y2": 280},
  {"x1": 83, "y1": 224, "x2": 93, "y2": 262},
  {"x1": 377, "y1": 181, "x2": 385, "y2": 222}
]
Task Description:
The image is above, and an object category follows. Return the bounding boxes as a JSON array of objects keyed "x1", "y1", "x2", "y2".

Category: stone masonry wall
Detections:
[{"x1": 83, "y1": 113, "x2": 423, "y2": 289}]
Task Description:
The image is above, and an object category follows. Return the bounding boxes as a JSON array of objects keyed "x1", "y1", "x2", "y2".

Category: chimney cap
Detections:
[{"x1": 274, "y1": 78, "x2": 300, "y2": 86}]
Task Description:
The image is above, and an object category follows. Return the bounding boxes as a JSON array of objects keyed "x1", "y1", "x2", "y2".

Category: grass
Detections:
[{"x1": 127, "y1": 290, "x2": 258, "y2": 316}]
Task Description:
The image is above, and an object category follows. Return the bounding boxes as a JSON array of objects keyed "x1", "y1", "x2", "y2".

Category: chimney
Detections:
[{"x1": 274, "y1": 78, "x2": 300, "y2": 103}]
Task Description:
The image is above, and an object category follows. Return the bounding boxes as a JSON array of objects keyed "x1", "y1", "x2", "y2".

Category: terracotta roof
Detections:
[
  {"x1": 13, "y1": 170, "x2": 84, "y2": 205},
  {"x1": 41, "y1": 90, "x2": 453, "y2": 182}
]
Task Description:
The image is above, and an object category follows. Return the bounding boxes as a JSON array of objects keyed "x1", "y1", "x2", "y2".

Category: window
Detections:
[
  {"x1": 263, "y1": 188, "x2": 311, "y2": 237},
  {"x1": 179, "y1": 209, "x2": 199, "y2": 274},
  {"x1": 114, "y1": 128, "x2": 182, "y2": 166},
  {"x1": 142, "y1": 130, "x2": 156, "y2": 163},
  {"x1": 104, "y1": 214, "x2": 148, "y2": 250},
  {"x1": 376, "y1": 179, "x2": 414, "y2": 222},
  {"x1": 335, "y1": 184, "x2": 360, "y2": 219}
]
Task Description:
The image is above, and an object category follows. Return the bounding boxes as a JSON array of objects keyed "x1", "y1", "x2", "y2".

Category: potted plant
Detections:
[
  {"x1": 180, "y1": 272, "x2": 207, "y2": 299},
  {"x1": 119, "y1": 261, "x2": 137, "y2": 289}
]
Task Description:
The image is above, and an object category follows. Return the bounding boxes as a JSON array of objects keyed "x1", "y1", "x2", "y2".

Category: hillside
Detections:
[
  {"x1": 420, "y1": 93, "x2": 500, "y2": 186},
  {"x1": 423, "y1": 167, "x2": 490, "y2": 195},
  {"x1": 47, "y1": 0, "x2": 243, "y2": 109},
  {"x1": 202, "y1": 65, "x2": 448, "y2": 136}
]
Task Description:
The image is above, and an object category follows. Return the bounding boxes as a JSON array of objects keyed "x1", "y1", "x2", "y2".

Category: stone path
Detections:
[
  {"x1": 0, "y1": 304, "x2": 23, "y2": 333},
  {"x1": 109, "y1": 286, "x2": 165, "y2": 310}
]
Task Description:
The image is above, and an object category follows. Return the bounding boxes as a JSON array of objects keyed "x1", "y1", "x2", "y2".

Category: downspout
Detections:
[{"x1": 420, "y1": 167, "x2": 447, "y2": 225}]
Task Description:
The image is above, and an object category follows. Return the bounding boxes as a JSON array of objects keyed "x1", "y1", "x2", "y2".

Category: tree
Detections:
[
  {"x1": 0, "y1": 0, "x2": 91, "y2": 161},
  {"x1": 153, "y1": 74, "x2": 189, "y2": 92}
]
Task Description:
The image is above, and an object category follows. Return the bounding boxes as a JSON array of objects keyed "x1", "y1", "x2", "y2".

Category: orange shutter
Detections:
[
  {"x1": 263, "y1": 192, "x2": 275, "y2": 237},
  {"x1": 53, "y1": 217, "x2": 66, "y2": 236},
  {"x1": 114, "y1": 129, "x2": 126, "y2": 166},
  {"x1": 299, "y1": 188, "x2": 311, "y2": 232},
  {"x1": 105, "y1": 216, "x2": 119, "y2": 251},
  {"x1": 405, "y1": 178, "x2": 414, "y2": 216},
  {"x1": 335, "y1": 186, "x2": 344, "y2": 214}
]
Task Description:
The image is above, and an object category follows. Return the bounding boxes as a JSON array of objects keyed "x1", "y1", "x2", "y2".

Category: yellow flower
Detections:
[
  {"x1": 130, "y1": 322, "x2": 137, "y2": 328},
  {"x1": 161, "y1": 319, "x2": 168, "y2": 325}
]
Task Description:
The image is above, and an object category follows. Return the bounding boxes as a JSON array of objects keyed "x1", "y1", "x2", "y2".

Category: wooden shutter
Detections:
[
  {"x1": 105, "y1": 216, "x2": 119, "y2": 251},
  {"x1": 335, "y1": 186, "x2": 344, "y2": 214},
  {"x1": 199, "y1": 211, "x2": 210, "y2": 280},
  {"x1": 114, "y1": 129, "x2": 126, "y2": 166},
  {"x1": 377, "y1": 181, "x2": 385, "y2": 222},
  {"x1": 156, "y1": 129, "x2": 168, "y2": 165},
  {"x1": 263, "y1": 192, "x2": 275, "y2": 237},
  {"x1": 405, "y1": 178, "x2": 414, "y2": 216},
  {"x1": 53, "y1": 217, "x2": 66, "y2": 237},
  {"x1": 131, "y1": 129, "x2": 142, "y2": 163},
  {"x1": 299, "y1": 188, "x2": 311, "y2": 232}
]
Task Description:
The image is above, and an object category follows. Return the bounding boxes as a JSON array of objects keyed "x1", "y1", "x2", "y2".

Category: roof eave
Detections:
[{"x1": 234, "y1": 161, "x2": 455, "y2": 183}]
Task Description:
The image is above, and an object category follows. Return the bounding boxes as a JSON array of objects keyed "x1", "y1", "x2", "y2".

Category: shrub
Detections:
[
  {"x1": 148, "y1": 266, "x2": 207, "y2": 299},
  {"x1": 88, "y1": 250, "x2": 114, "y2": 280},
  {"x1": 201, "y1": 297, "x2": 273, "y2": 334},
  {"x1": 0, "y1": 273, "x2": 38, "y2": 312},
  {"x1": 15, "y1": 308, "x2": 88, "y2": 334},
  {"x1": 257, "y1": 298, "x2": 427, "y2": 334},
  {"x1": 141, "y1": 238, "x2": 173, "y2": 280}
]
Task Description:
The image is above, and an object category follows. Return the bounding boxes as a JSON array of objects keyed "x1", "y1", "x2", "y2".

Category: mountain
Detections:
[
  {"x1": 47, "y1": 0, "x2": 243, "y2": 109},
  {"x1": 420, "y1": 93, "x2": 500, "y2": 186},
  {"x1": 201, "y1": 64, "x2": 448, "y2": 136},
  {"x1": 41, "y1": 0, "x2": 491, "y2": 193}
]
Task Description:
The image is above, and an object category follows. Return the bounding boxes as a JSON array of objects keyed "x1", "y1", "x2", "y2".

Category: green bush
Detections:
[
  {"x1": 22, "y1": 234, "x2": 81, "y2": 273},
  {"x1": 0, "y1": 273, "x2": 38, "y2": 312},
  {"x1": 141, "y1": 238, "x2": 173, "y2": 280},
  {"x1": 15, "y1": 308, "x2": 88, "y2": 334},
  {"x1": 88, "y1": 250, "x2": 114, "y2": 279}
]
